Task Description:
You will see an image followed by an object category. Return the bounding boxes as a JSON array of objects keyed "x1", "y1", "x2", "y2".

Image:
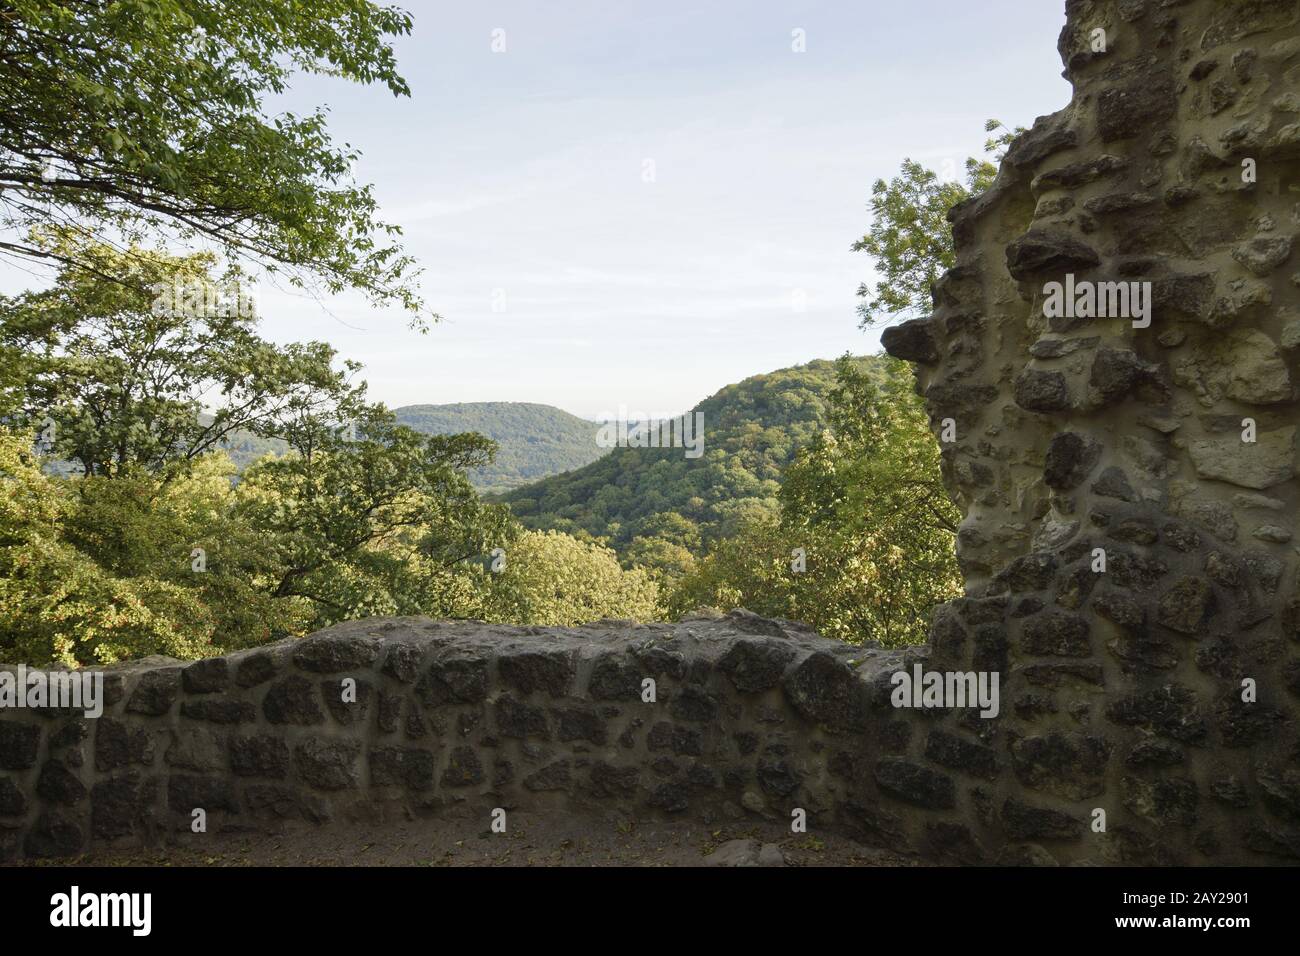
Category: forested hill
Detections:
[
  {"x1": 500, "y1": 357, "x2": 879, "y2": 557},
  {"x1": 394, "y1": 402, "x2": 607, "y2": 493}
]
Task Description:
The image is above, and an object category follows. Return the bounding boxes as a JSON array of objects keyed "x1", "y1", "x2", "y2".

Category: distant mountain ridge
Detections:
[{"x1": 393, "y1": 401, "x2": 607, "y2": 494}]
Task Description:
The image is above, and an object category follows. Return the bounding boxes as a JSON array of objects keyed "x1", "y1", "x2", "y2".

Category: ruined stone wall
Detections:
[
  {"x1": 0, "y1": 611, "x2": 934, "y2": 861},
  {"x1": 882, "y1": 0, "x2": 1300, "y2": 863}
]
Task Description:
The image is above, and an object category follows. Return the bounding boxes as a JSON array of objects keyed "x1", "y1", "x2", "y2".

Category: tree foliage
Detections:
[
  {"x1": 853, "y1": 119, "x2": 1020, "y2": 328},
  {"x1": 476, "y1": 530, "x2": 660, "y2": 628},
  {"x1": 0, "y1": 244, "x2": 658, "y2": 665},
  {"x1": 1, "y1": 234, "x2": 362, "y2": 476},
  {"x1": 500, "y1": 359, "x2": 868, "y2": 558},
  {"x1": 670, "y1": 356, "x2": 961, "y2": 647},
  {"x1": 1, "y1": 0, "x2": 427, "y2": 317}
]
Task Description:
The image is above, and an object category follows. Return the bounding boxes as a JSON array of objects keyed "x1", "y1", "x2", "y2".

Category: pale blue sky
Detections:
[{"x1": 8, "y1": 1, "x2": 1074, "y2": 419}]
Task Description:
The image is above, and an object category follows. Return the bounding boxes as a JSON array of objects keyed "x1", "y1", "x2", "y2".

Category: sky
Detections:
[{"x1": 6, "y1": 0, "x2": 1073, "y2": 420}]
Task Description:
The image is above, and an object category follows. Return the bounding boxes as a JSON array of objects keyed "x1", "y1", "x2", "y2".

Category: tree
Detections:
[
  {"x1": 853, "y1": 119, "x2": 1020, "y2": 328},
  {"x1": 0, "y1": 427, "x2": 293, "y2": 665},
  {"x1": 1, "y1": 0, "x2": 427, "y2": 318},
  {"x1": 670, "y1": 356, "x2": 961, "y2": 647},
  {"x1": 1, "y1": 235, "x2": 363, "y2": 476},
  {"x1": 233, "y1": 406, "x2": 515, "y2": 631},
  {"x1": 0, "y1": 238, "x2": 524, "y2": 662},
  {"x1": 665, "y1": 516, "x2": 794, "y2": 623},
  {"x1": 476, "y1": 529, "x2": 661, "y2": 627}
]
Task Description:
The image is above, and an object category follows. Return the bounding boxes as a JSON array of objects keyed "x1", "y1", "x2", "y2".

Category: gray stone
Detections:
[
  {"x1": 381, "y1": 642, "x2": 424, "y2": 683},
  {"x1": 718, "y1": 639, "x2": 796, "y2": 692},
  {"x1": 1020, "y1": 611, "x2": 1091, "y2": 657},
  {"x1": 0, "y1": 778, "x2": 27, "y2": 815},
  {"x1": 234, "y1": 653, "x2": 277, "y2": 688},
  {"x1": 292, "y1": 631, "x2": 381, "y2": 673},
  {"x1": 230, "y1": 735, "x2": 290, "y2": 778},
  {"x1": 1106, "y1": 685, "x2": 1207, "y2": 742},
  {"x1": 880, "y1": 319, "x2": 939, "y2": 364},
  {"x1": 321, "y1": 678, "x2": 371, "y2": 726},
  {"x1": 0, "y1": 723, "x2": 40, "y2": 770},
  {"x1": 924, "y1": 730, "x2": 998, "y2": 779},
  {"x1": 587, "y1": 655, "x2": 642, "y2": 700},
  {"x1": 1006, "y1": 230, "x2": 1101, "y2": 279},
  {"x1": 498, "y1": 648, "x2": 576, "y2": 696},
  {"x1": 874, "y1": 758, "x2": 956, "y2": 810},
  {"x1": 417, "y1": 654, "x2": 489, "y2": 705},
  {"x1": 94, "y1": 719, "x2": 155, "y2": 772},
  {"x1": 668, "y1": 686, "x2": 719, "y2": 722},
  {"x1": 1156, "y1": 574, "x2": 1217, "y2": 633},
  {"x1": 1097, "y1": 76, "x2": 1176, "y2": 141},
  {"x1": 704, "y1": 838, "x2": 786, "y2": 867},
  {"x1": 36, "y1": 762, "x2": 86, "y2": 805},
  {"x1": 23, "y1": 810, "x2": 84, "y2": 858},
  {"x1": 441, "y1": 746, "x2": 484, "y2": 787},
  {"x1": 90, "y1": 773, "x2": 153, "y2": 839},
  {"x1": 1232, "y1": 235, "x2": 1293, "y2": 276},
  {"x1": 369, "y1": 748, "x2": 435, "y2": 790},
  {"x1": 1000, "y1": 799, "x2": 1080, "y2": 840},
  {"x1": 263, "y1": 676, "x2": 325, "y2": 725},
  {"x1": 1282, "y1": 319, "x2": 1300, "y2": 351},
  {"x1": 1089, "y1": 348, "x2": 1157, "y2": 403},
  {"x1": 125, "y1": 668, "x2": 180, "y2": 716},
  {"x1": 182, "y1": 657, "x2": 229, "y2": 694},
  {"x1": 554, "y1": 706, "x2": 606, "y2": 744},
  {"x1": 495, "y1": 697, "x2": 549, "y2": 739},
  {"x1": 1092, "y1": 466, "x2": 1137, "y2": 502},
  {"x1": 180, "y1": 698, "x2": 256, "y2": 724},
  {"x1": 167, "y1": 775, "x2": 239, "y2": 813},
  {"x1": 293, "y1": 739, "x2": 360, "y2": 791},
  {"x1": 522, "y1": 760, "x2": 572, "y2": 792},
  {"x1": 163, "y1": 728, "x2": 224, "y2": 772},
  {"x1": 1014, "y1": 369, "x2": 1071, "y2": 412},
  {"x1": 783, "y1": 652, "x2": 865, "y2": 729},
  {"x1": 1030, "y1": 336, "x2": 1099, "y2": 359},
  {"x1": 1009, "y1": 733, "x2": 1110, "y2": 799},
  {"x1": 1043, "y1": 432, "x2": 1102, "y2": 490},
  {"x1": 1189, "y1": 427, "x2": 1295, "y2": 489}
]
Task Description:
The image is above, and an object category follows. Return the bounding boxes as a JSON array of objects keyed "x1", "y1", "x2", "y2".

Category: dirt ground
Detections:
[{"x1": 23, "y1": 812, "x2": 920, "y2": 867}]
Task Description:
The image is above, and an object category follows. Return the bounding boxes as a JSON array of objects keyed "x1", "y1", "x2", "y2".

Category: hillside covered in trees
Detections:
[
  {"x1": 394, "y1": 402, "x2": 606, "y2": 493},
  {"x1": 500, "y1": 358, "x2": 869, "y2": 555}
]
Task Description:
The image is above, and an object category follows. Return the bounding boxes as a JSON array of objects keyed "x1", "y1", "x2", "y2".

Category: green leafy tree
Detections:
[
  {"x1": 2, "y1": 236, "x2": 363, "y2": 476},
  {"x1": 476, "y1": 529, "x2": 661, "y2": 627},
  {"x1": 670, "y1": 357, "x2": 961, "y2": 646},
  {"x1": 0, "y1": 428, "x2": 295, "y2": 665},
  {"x1": 234, "y1": 406, "x2": 515, "y2": 631},
  {"x1": 853, "y1": 119, "x2": 1020, "y2": 328},
  {"x1": 0, "y1": 242, "x2": 524, "y2": 662},
  {"x1": 1, "y1": 0, "x2": 426, "y2": 317}
]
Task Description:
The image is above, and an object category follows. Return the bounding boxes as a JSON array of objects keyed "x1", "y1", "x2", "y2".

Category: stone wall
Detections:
[
  {"x1": 881, "y1": 0, "x2": 1300, "y2": 863},
  {"x1": 1, "y1": 611, "x2": 934, "y2": 861}
]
